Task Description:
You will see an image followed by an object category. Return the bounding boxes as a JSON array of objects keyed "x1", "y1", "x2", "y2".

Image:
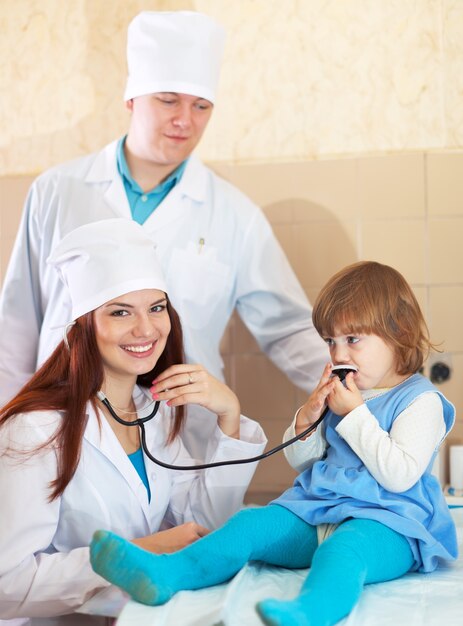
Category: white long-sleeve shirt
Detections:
[{"x1": 283, "y1": 389, "x2": 445, "y2": 493}]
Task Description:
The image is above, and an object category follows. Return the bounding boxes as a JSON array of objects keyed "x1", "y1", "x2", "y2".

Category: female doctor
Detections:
[{"x1": 0, "y1": 218, "x2": 266, "y2": 625}]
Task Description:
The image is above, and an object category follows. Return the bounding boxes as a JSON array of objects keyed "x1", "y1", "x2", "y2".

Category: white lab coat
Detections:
[
  {"x1": 0, "y1": 387, "x2": 266, "y2": 624},
  {"x1": 0, "y1": 141, "x2": 328, "y2": 452}
]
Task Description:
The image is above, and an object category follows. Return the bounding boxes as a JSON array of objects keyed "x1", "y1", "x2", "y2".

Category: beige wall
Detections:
[
  {"x1": 1, "y1": 0, "x2": 463, "y2": 174},
  {"x1": 217, "y1": 153, "x2": 463, "y2": 498},
  {"x1": 1, "y1": 1, "x2": 463, "y2": 501}
]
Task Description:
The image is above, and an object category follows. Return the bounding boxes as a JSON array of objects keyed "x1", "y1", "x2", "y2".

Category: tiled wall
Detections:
[
  {"x1": 216, "y1": 152, "x2": 463, "y2": 500},
  {"x1": 1, "y1": 151, "x2": 463, "y2": 501}
]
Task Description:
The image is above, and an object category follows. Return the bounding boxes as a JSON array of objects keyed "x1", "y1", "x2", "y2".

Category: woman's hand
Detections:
[
  {"x1": 132, "y1": 522, "x2": 210, "y2": 554},
  {"x1": 150, "y1": 364, "x2": 241, "y2": 439},
  {"x1": 327, "y1": 372, "x2": 363, "y2": 417},
  {"x1": 295, "y1": 363, "x2": 335, "y2": 438}
]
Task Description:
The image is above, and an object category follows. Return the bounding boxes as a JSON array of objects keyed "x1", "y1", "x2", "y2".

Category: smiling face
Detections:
[
  {"x1": 125, "y1": 92, "x2": 213, "y2": 171},
  {"x1": 323, "y1": 330, "x2": 407, "y2": 390},
  {"x1": 93, "y1": 289, "x2": 171, "y2": 388}
]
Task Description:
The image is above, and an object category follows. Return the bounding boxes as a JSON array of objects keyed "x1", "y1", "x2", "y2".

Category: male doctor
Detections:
[{"x1": 0, "y1": 11, "x2": 328, "y2": 456}]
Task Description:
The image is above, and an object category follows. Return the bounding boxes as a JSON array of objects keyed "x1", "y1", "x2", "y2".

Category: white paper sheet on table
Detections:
[{"x1": 116, "y1": 508, "x2": 463, "y2": 626}]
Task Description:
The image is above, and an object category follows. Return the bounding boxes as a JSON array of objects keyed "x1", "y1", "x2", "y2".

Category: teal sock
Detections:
[
  {"x1": 90, "y1": 504, "x2": 317, "y2": 606},
  {"x1": 257, "y1": 518, "x2": 414, "y2": 626}
]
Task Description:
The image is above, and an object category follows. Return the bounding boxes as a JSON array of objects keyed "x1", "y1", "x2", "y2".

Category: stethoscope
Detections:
[{"x1": 96, "y1": 365, "x2": 357, "y2": 470}]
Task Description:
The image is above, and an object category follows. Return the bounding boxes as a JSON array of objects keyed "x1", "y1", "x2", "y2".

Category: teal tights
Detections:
[{"x1": 90, "y1": 505, "x2": 414, "y2": 626}]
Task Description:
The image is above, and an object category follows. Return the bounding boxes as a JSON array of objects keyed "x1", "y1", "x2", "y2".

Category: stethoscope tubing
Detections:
[{"x1": 99, "y1": 395, "x2": 327, "y2": 470}]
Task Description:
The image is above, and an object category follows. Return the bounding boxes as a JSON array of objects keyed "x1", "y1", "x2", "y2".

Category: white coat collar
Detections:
[
  {"x1": 177, "y1": 154, "x2": 209, "y2": 203},
  {"x1": 86, "y1": 140, "x2": 210, "y2": 220},
  {"x1": 141, "y1": 154, "x2": 210, "y2": 232},
  {"x1": 85, "y1": 140, "x2": 120, "y2": 183},
  {"x1": 86, "y1": 140, "x2": 208, "y2": 201},
  {"x1": 84, "y1": 140, "x2": 131, "y2": 218},
  {"x1": 83, "y1": 392, "x2": 154, "y2": 521}
]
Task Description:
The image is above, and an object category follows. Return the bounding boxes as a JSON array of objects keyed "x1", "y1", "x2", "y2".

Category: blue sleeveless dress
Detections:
[{"x1": 273, "y1": 374, "x2": 457, "y2": 572}]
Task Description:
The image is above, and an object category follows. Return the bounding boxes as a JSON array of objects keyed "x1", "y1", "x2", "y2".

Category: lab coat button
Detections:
[{"x1": 141, "y1": 195, "x2": 148, "y2": 202}]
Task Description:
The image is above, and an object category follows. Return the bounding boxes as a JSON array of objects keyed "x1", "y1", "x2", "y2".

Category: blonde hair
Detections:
[{"x1": 312, "y1": 261, "x2": 433, "y2": 375}]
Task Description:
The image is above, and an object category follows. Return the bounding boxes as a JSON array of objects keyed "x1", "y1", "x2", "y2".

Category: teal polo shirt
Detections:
[
  {"x1": 116, "y1": 137, "x2": 187, "y2": 225},
  {"x1": 128, "y1": 447, "x2": 151, "y2": 502}
]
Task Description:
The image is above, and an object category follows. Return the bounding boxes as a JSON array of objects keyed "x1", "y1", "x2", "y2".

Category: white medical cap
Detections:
[
  {"x1": 124, "y1": 11, "x2": 225, "y2": 103},
  {"x1": 47, "y1": 219, "x2": 167, "y2": 321}
]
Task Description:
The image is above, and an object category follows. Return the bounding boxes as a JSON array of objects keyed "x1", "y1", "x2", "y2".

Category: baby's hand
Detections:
[
  {"x1": 327, "y1": 372, "x2": 363, "y2": 417},
  {"x1": 295, "y1": 364, "x2": 335, "y2": 437}
]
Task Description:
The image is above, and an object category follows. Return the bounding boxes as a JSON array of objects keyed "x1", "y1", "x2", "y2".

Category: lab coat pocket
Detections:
[{"x1": 167, "y1": 243, "x2": 231, "y2": 330}]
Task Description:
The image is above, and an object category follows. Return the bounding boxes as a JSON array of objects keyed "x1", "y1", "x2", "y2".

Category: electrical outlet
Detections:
[{"x1": 428, "y1": 353, "x2": 453, "y2": 385}]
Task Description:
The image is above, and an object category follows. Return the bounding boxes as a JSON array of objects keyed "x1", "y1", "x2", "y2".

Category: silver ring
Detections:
[{"x1": 188, "y1": 373, "x2": 194, "y2": 384}]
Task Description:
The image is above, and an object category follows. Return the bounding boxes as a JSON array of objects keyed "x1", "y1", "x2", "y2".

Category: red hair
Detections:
[
  {"x1": 0, "y1": 298, "x2": 185, "y2": 500},
  {"x1": 312, "y1": 261, "x2": 433, "y2": 375}
]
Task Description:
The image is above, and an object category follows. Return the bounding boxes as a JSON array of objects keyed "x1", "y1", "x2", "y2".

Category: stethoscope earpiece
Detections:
[{"x1": 330, "y1": 364, "x2": 358, "y2": 382}]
